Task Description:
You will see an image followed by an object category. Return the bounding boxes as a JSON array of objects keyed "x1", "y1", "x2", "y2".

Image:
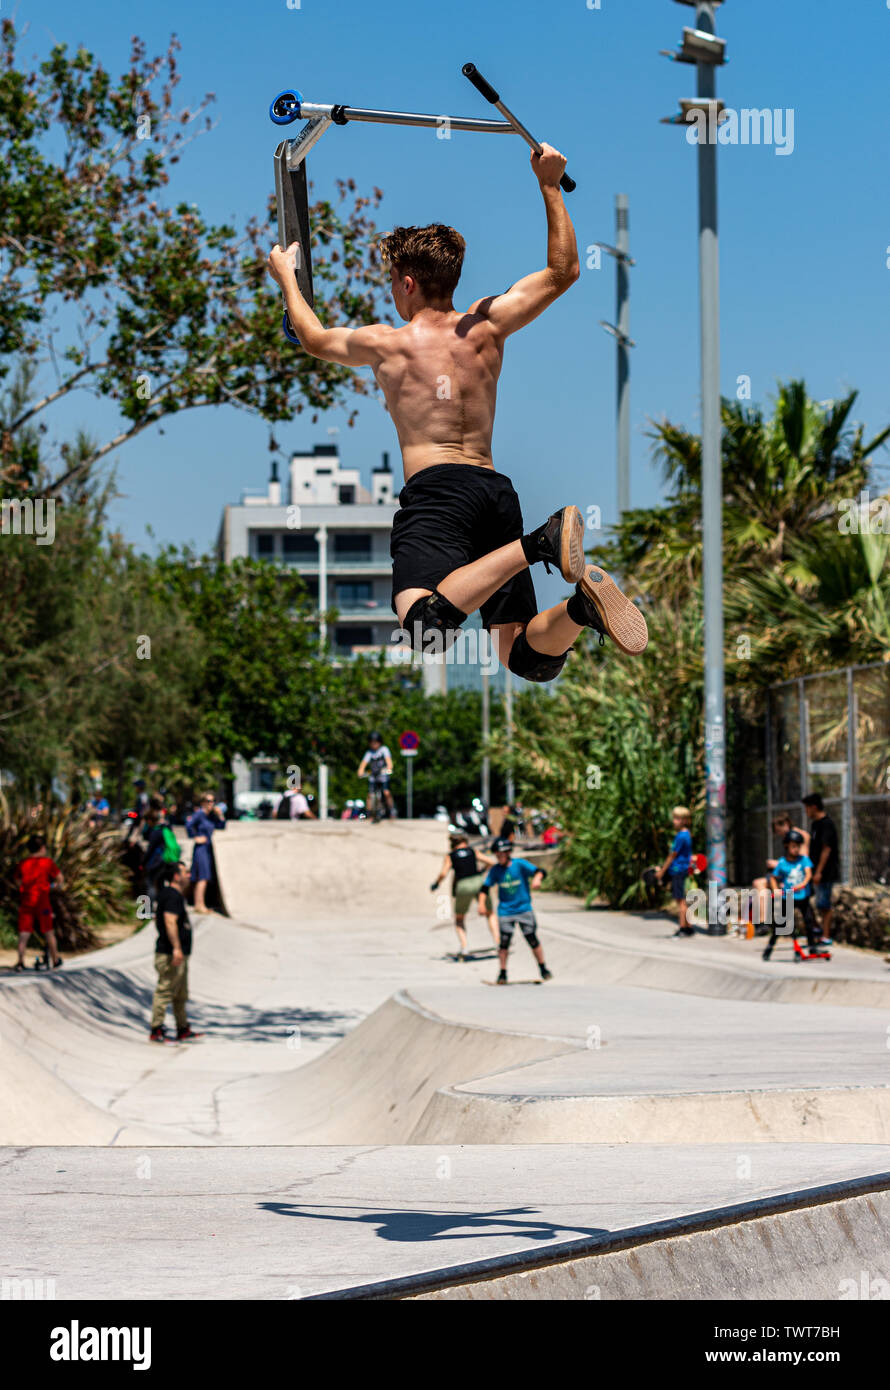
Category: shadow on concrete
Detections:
[
  {"x1": 0, "y1": 968, "x2": 357, "y2": 1045},
  {"x1": 256, "y1": 1201, "x2": 606, "y2": 1245}
]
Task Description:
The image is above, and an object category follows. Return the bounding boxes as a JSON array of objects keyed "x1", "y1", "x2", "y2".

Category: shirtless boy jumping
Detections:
[{"x1": 267, "y1": 144, "x2": 648, "y2": 680}]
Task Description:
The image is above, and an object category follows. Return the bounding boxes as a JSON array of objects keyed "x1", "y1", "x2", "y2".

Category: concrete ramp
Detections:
[
  {"x1": 212, "y1": 819, "x2": 447, "y2": 922},
  {"x1": 403, "y1": 1175, "x2": 890, "y2": 1302},
  {"x1": 213, "y1": 991, "x2": 576, "y2": 1143}
]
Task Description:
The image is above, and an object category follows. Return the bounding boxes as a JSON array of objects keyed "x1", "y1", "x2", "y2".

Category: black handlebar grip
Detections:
[
  {"x1": 462, "y1": 62, "x2": 499, "y2": 104},
  {"x1": 560, "y1": 174, "x2": 577, "y2": 193}
]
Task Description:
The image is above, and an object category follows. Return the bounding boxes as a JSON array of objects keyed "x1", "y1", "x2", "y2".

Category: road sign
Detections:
[{"x1": 399, "y1": 730, "x2": 419, "y2": 752}]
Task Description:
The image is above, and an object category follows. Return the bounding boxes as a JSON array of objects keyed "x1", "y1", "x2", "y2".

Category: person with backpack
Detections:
[{"x1": 143, "y1": 810, "x2": 181, "y2": 911}]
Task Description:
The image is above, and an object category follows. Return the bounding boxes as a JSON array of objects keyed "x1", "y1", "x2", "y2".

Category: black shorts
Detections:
[{"x1": 390, "y1": 463, "x2": 538, "y2": 629}]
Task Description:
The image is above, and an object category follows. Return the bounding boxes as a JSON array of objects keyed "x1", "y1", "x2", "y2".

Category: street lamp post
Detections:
[
  {"x1": 595, "y1": 196, "x2": 636, "y2": 518},
  {"x1": 315, "y1": 524, "x2": 329, "y2": 819},
  {"x1": 481, "y1": 667, "x2": 491, "y2": 809},
  {"x1": 662, "y1": 0, "x2": 728, "y2": 928}
]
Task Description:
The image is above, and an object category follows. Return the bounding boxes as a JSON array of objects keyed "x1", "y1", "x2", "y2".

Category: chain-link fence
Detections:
[{"x1": 733, "y1": 663, "x2": 890, "y2": 887}]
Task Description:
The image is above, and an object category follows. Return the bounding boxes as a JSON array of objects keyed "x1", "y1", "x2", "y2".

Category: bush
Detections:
[{"x1": 499, "y1": 599, "x2": 704, "y2": 907}]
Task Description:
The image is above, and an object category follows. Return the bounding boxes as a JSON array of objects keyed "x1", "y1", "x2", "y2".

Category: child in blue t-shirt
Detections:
[
  {"x1": 480, "y1": 839, "x2": 552, "y2": 985},
  {"x1": 762, "y1": 830, "x2": 818, "y2": 959},
  {"x1": 656, "y1": 807, "x2": 694, "y2": 936}
]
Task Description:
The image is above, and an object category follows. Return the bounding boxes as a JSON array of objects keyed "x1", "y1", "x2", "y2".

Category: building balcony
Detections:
[
  {"x1": 281, "y1": 557, "x2": 392, "y2": 574},
  {"x1": 330, "y1": 604, "x2": 394, "y2": 623}
]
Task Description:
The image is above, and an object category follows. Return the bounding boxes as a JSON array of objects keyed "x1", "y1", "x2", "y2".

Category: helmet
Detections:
[
  {"x1": 369, "y1": 731, "x2": 382, "y2": 743},
  {"x1": 783, "y1": 829, "x2": 805, "y2": 845},
  {"x1": 493, "y1": 837, "x2": 513, "y2": 853}
]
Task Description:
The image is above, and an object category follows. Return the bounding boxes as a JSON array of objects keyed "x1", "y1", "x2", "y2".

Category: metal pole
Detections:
[
  {"x1": 407, "y1": 757, "x2": 413, "y2": 820},
  {"x1": 481, "y1": 668, "x2": 491, "y2": 809},
  {"x1": 315, "y1": 524, "x2": 329, "y2": 821},
  {"x1": 696, "y1": 2, "x2": 726, "y2": 926},
  {"x1": 845, "y1": 666, "x2": 856, "y2": 886},
  {"x1": 316, "y1": 525, "x2": 328, "y2": 654},
  {"x1": 505, "y1": 668, "x2": 515, "y2": 806},
  {"x1": 616, "y1": 194, "x2": 631, "y2": 516},
  {"x1": 295, "y1": 102, "x2": 514, "y2": 134}
]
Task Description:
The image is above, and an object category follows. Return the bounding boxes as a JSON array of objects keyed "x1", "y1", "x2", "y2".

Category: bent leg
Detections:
[
  {"x1": 525, "y1": 601, "x2": 583, "y2": 657},
  {"x1": 395, "y1": 539, "x2": 528, "y2": 627},
  {"x1": 490, "y1": 603, "x2": 584, "y2": 687}
]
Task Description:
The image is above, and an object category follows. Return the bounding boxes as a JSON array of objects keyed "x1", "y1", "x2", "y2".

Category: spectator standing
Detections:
[
  {"x1": 149, "y1": 861, "x2": 202, "y2": 1042},
  {"x1": 802, "y1": 793, "x2": 840, "y2": 944},
  {"x1": 186, "y1": 793, "x2": 226, "y2": 914},
  {"x1": 14, "y1": 834, "x2": 64, "y2": 971},
  {"x1": 143, "y1": 809, "x2": 181, "y2": 910},
  {"x1": 656, "y1": 806, "x2": 694, "y2": 937}
]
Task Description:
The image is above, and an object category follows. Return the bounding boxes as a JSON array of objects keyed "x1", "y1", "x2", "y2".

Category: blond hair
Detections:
[{"x1": 672, "y1": 806, "x2": 692, "y2": 826}]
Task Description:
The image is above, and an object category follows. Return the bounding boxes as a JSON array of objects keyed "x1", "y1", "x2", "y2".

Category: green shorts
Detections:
[{"x1": 454, "y1": 873, "x2": 490, "y2": 916}]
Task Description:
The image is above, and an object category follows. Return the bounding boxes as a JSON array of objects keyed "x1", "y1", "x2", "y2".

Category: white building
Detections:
[{"x1": 218, "y1": 443, "x2": 398, "y2": 656}]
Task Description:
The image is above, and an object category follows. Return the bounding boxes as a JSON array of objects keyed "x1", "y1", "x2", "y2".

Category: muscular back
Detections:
[{"x1": 372, "y1": 309, "x2": 504, "y2": 479}]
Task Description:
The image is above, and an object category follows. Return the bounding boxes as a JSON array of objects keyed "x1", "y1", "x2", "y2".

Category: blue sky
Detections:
[{"x1": 14, "y1": 0, "x2": 890, "y2": 606}]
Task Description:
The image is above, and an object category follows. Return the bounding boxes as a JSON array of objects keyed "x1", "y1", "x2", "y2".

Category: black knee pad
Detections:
[
  {"x1": 508, "y1": 630, "x2": 569, "y2": 684},
  {"x1": 498, "y1": 931, "x2": 513, "y2": 951},
  {"x1": 525, "y1": 932, "x2": 540, "y2": 949},
  {"x1": 403, "y1": 589, "x2": 467, "y2": 653}
]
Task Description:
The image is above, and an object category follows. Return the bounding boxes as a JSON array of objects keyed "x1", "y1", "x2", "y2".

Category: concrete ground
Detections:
[
  {"x1": 1, "y1": 820, "x2": 889, "y2": 1298},
  {"x1": 3, "y1": 1145, "x2": 888, "y2": 1300}
]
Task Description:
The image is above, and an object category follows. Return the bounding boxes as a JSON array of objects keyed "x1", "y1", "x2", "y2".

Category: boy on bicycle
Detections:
[{"x1": 357, "y1": 732, "x2": 396, "y2": 820}]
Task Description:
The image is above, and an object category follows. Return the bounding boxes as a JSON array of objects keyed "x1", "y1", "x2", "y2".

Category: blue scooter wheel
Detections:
[
  {"x1": 270, "y1": 89, "x2": 302, "y2": 125},
  {"x1": 282, "y1": 311, "x2": 301, "y2": 345}
]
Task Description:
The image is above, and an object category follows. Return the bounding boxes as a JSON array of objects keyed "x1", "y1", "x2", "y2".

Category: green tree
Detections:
[
  {"x1": 0, "y1": 21, "x2": 388, "y2": 493},
  {"x1": 597, "y1": 383, "x2": 889, "y2": 600}
]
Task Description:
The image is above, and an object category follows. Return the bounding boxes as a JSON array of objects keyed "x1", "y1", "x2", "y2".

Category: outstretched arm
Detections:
[
  {"x1": 469, "y1": 145, "x2": 580, "y2": 339},
  {"x1": 267, "y1": 243, "x2": 391, "y2": 366}
]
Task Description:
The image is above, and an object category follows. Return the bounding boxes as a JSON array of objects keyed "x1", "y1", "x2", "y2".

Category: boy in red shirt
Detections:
[{"x1": 14, "y1": 835, "x2": 64, "y2": 971}]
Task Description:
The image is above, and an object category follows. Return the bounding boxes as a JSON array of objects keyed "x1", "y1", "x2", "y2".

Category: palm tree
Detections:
[
  {"x1": 598, "y1": 382, "x2": 890, "y2": 599},
  {"x1": 728, "y1": 525, "x2": 890, "y2": 677}
]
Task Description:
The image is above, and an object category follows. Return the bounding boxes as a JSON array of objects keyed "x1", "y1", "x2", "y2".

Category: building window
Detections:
[
  {"x1": 338, "y1": 485, "x2": 356, "y2": 504},
  {"x1": 255, "y1": 533, "x2": 275, "y2": 557},
  {"x1": 333, "y1": 533, "x2": 371, "y2": 564},
  {"x1": 335, "y1": 625, "x2": 374, "y2": 652},
  {"x1": 335, "y1": 581, "x2": 372, "y2": 604},
  {"x1": 283, "y1": 533, "x2": 319, "y2": 561}
]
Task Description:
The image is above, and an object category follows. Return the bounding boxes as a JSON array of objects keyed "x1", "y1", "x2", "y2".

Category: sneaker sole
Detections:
[
  {"x1": 580, "y1": 566, "x2": 649, "y2": 655},
  {"x1": 558, "y1": 506, "x2": 586, "y2": 584}
]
